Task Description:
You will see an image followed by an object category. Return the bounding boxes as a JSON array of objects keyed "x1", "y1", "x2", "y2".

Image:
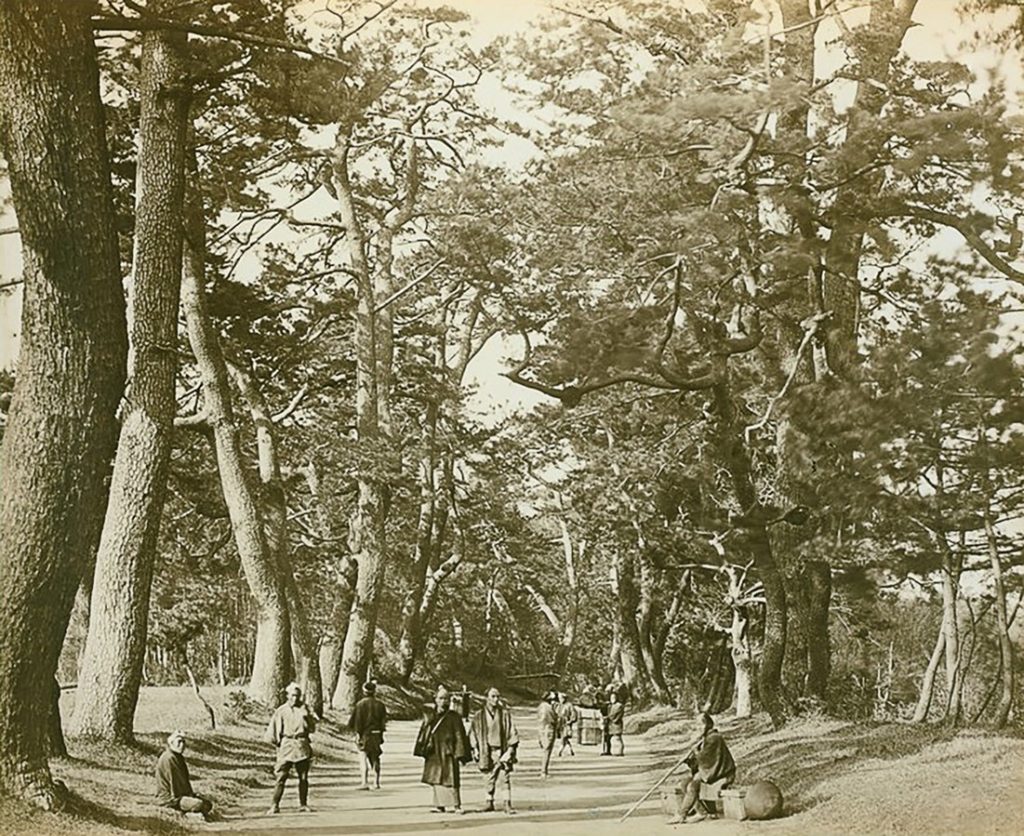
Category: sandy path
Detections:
[{"x1": 208, "y1": 706, "x2": 691, "y2": 835}]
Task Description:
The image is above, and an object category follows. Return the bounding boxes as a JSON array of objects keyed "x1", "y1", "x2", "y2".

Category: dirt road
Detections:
[{"x1": 210, "y1": 707, "x2": 683, "y2": 835}]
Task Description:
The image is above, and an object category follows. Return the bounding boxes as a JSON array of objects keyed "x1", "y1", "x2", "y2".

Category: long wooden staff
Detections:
[{"x1": 618, "y1": 732, "x2": 703, "y2": 823}]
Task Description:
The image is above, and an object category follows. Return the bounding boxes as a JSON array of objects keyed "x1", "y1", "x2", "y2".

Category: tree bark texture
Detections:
[
  {"x1": 610, "y1": 550, "x2": 651, "y2": 699},
  {"x1": 709, "y1": 369, "x2": 788, "y2": 726},
  {"x1": 983, "y1": 513, "x2": 1014, "y2": 727},
  {"x1": 931, "y1": 526, "x2": 963, "y2": 725},
  {"x1": 330, "y1": 132, "x2": 401, "y2": 715},
  {"x1": 0, "y1": 0, "x2": 128, "y2": 808},
  {"x1": 300, "y1": 461, "x2": 356, "y2": 705},
  {"x1": 70, "y1": 26, "x2": 190, "y2": 744},
  {"x1": 911, "y1": 615, "x2": 946, "y2": 723},
  {"x1": 181, "y1": 192, "x2": 291, "y2": 707},
  {"x1": 228, "y1": 362, "x2": 324, "y2": 716},
  {"x1": 397, "y1": 402, "x2": 444, "y2": 685}
]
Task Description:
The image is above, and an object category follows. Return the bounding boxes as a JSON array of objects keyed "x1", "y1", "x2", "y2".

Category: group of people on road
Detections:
[
  {"x1": 414, "y1": 684, "x2": 519, "y2": 815},
  {"x1": 154, "y1": 678, "x2": 735, "y2": 827}
]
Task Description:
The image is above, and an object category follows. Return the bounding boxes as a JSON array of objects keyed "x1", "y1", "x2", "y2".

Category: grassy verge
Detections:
[
  {"x1": 0, "y1": 686, "x2": 353, "y2": 836},
  {"x1": 630, "y1": 706, "x2": 1024, "y2": 834}
]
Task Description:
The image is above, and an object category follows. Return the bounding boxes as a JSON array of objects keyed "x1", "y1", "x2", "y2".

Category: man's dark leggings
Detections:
[{"x1": 273, "y1": 758, "x2": 311, "y2": 807}]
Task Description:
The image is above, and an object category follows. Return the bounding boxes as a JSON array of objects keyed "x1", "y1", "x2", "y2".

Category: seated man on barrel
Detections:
[{"x1": 668, "y1": 712, "x2": 735, "y2": 825}]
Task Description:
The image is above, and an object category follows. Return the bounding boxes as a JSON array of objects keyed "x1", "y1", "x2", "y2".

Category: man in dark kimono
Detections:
[
  {"x1": 414, "y1": 685, "x2": 471, "y2": 814},
  {"x1": 348, "y1": 680, "x2": 387, "y2": 790},
  {"x1": 597, "y1": 684, "x2": 612, "y2": 756},
  {"x1": 669, "y1": 713, "x2": 737, "y2": 824},
  {"x1": 154, "y1": 730, "x2": 213, "y2": 820},
  {"x1": 469, "y1": 687, "x2": 519, "y2": 814}
]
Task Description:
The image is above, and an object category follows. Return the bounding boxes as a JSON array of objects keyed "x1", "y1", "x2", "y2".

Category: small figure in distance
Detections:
[
  {"x1": 597, "y1": 684, "x2": 612, "y2": 756},
  {"x1": 154, "y1": 730, "x2": 213, "y2": 821},
  {"x1": 536, "y1": 690, "x2": 559, "y2": 778},
  {"x1": 469, "y1": 687, "x2": 519, "y2": 815},
  {"x1": 668, "y1": 712, "x2": 736, "y2": 825},
  {"x1": 607, "y1": 690, "x2": 625, "y2": 756},
  {"x1": 557, "y1": 693, "x2": 578, "y2": 757},
  {"x1": 349, "y1": 680, "x2": 387, "y2": 790},
  {"x1": 265, "y1": 682, "x2": 317, "y2": 815},
  {"x1": 414, "y1": 685, "x2": 472, "y2": 814}
]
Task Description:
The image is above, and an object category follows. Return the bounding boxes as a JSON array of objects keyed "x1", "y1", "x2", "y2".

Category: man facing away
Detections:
[
  {"x1": 349, "y1": 680, "x2": 388, "y2": 790},
  {"x1": 154, "y1": 730, "x2": 213, "y2": 820},
  {"x1": 265, "y1": 681, "x2": 317, "y2": 815},
  {"x1": 557, "y1": 693, "x2": 578, "y2": 757},
  {"x1": 669, "y1": 712, "x2": 737, "y2": 825},
  {"x1": 607, "y1": 691, "x2": 625, "y2": 756},
  {"x1": 536, "y1": 690, "x2": 558, "y2": 778},
  {"x1": 469, "y1": 687, "x2": 519, "y2": 815}
]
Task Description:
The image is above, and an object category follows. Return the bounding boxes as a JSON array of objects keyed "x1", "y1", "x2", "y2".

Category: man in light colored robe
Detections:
[{"x1": 265, "y1": 681, "x2": 317, "y2": 815}]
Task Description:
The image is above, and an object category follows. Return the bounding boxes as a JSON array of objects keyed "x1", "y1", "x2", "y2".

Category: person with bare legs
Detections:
[
  {"x1": 537, "y1": 690, "x2": 558, "y2": 778},
  {"x1": 349, "y1": 680, "x2": 387, "y2": 789},
  {"x1": 557, "y1": 693, "x2": 578, "y2": 757}
]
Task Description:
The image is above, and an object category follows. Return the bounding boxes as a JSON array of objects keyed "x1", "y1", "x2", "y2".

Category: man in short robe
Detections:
[
  {"x1": 536, "y1": 691, "x2": 558, "y2": 777},
  {"x1": 265, "y1": 682, "x2": 317, "y2": 814},
  {"x1": 414, "y1": 685, "x2": 471, "y2": 813},
  {"x1": 469, "y1": 687, "x2": 519, "y2": 814},
  {"x1": 557, "y1": 693, "x2": 578, "y2": 757},
  {"x1": 607, "y1": 693, "x2": 625, "y2": 756},
  {"x1": 154, "y1": 730, "x2": 213, "y2": 820},
  {"x1": 349, "y1": 680, "x2": 388, "y2": 789}
]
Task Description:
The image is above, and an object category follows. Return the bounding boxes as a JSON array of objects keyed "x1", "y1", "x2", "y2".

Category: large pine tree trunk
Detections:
[
  {"x1": 709, "y1": 370, "x2": 788, "y2": 726},
  {"x1": 983, "y1": 512, "x2": 1013, "y2": 727},
  {"x1": 397, "y1": 404, "x2": 442, "y2": 685},
  {"x1": 939, "y1": 550, "x2": 962, "y2": 724},
  {"x1": 610, "y1": 549, "x2": 651, "y2": 699},
  {"x1": 0, "y1": 1, "x2": 128, "y2": 807},
  {"x1": 69, "y1": 27, "x2": 189, "y2": 744},
  {"x1": 300, "y1": 461, "x2": 355, "y2": 706},
  {"x1": 227, "y1": 362, "x2": 323, "y2": 715},
  {"x1": 330, "y1": 133, "x2": 399, "y2": 715},
  {"x1": 181, "y1": 192, "x2": 291, "y2": 707},
  {"x1": 911, "y1": 616, "x2": 946, "y2": 723}
]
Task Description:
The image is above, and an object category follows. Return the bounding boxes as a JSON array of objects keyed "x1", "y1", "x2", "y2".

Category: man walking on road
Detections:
[
  {"x1": 607, "y1": 691, "x2": 625, "y2": 756},
  {"x1": 557, "y1": 693, "x2": 578, "y2": 757},
  {"x1": 469, "y1": 687, "x2": 519, "y2": 814},
  {"x1": 537, "y1": 690, "x2": 558, "y2": 778},
  {"x1": 349, "y1": 680, "x2": 388, "y2": 790},
  {"x1": 265, "y1": 682, "x2": 317, "y2": 814}
]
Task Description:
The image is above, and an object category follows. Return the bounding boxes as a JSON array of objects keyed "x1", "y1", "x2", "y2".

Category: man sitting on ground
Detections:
[
  {"x1": 668, "y1": 713, "x2": 736, "y2": 825},
  {"x1": 155, "y1": 730, "x2": 213, "y2": 821}
]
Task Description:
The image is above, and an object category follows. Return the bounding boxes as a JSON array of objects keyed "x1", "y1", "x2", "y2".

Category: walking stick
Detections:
[{"x1": 618, "y1": 733, "x2": 702, "y2": 823}]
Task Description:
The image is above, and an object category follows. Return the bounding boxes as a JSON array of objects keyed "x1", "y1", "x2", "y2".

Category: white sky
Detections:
[{"x1": 2, "y1": 0, "x2": 1022, "y2": 393}]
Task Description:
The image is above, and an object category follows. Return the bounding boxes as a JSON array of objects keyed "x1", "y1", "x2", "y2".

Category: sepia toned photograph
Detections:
[{"x1": 0, "y1": 1, "x2": 1021, "y2": 834}]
